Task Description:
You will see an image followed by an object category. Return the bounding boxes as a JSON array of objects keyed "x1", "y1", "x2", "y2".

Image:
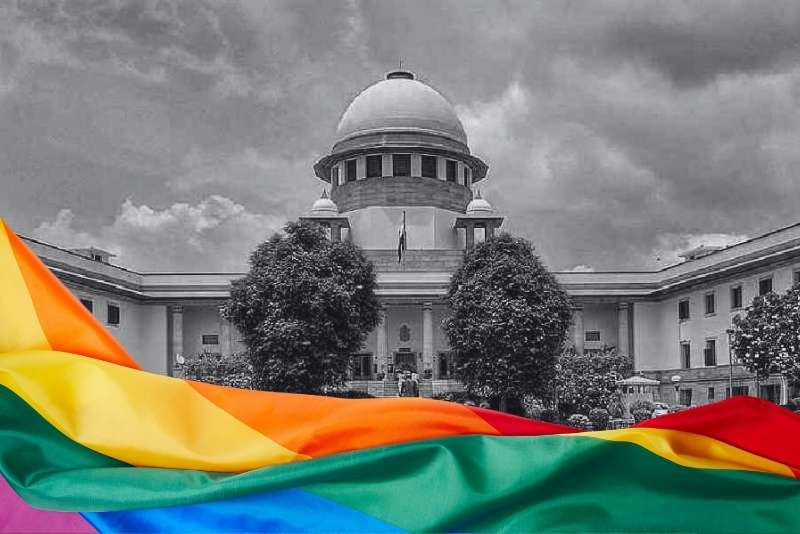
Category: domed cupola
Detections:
[
  {"x1": 310, "y1": 189, "x2": 339, "y2": 215},
  {"x1": 313, "y1": 71, "x2": 488, "y2": 215},
  {"x1": 456, "y1": 190, "x2": 504, "y2": 250},
  {"x1": 299, "y1": 190, "x2": 350, "y2": 242},
  {"x1": 334, "y1": 70, "x2": 469, "y2": 150},
  {"x1": 466, "y1": 190, "x2": 493, "y2": 215}
]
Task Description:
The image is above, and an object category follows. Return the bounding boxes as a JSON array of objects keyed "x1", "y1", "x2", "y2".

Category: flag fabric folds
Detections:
[
  {"x1": 3, "y1": 218, "x2": 800, "y2": 533},
  {"x1": 397, "y1": 210, "x2": 406, "y2": 263}
]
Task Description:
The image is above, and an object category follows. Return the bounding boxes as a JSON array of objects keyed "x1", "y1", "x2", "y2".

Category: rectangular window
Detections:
[
  {"x1": 202, "y1": 334, "x2": 219, "y2": 345},
  {"x1": 393, "y1": 154, "x2": 411, "y2": 176},
  {"x1": 421, "y1": 155, "x2": 437, "y2": 178},
  {"x1": 680, "y1": 342, "x2": 691, "y2": 369},
  {"x1": 708, "y1": 387, "x2": 715, "y2": 401},
  {"x1": 80, "y1": 298, "x2": 93, "y2": 313},
  {"x1": 727, "y1": 385, "x2": 750, "y2": 398},
  {"x1": 331, "y1": 165, "x2": 340, "y2": 185},
  {"x1": 446, "y1": 160, "x2": 457, "y2": 182},
  {"x1": 584, "y1": 331, "x2": 601, "y2": 342},
  {"x1": 794, "y1": 269, "x2": 800, "y2": 286},
  {"x1": 678, "y1": 299, "x2": 690, "y2": 321},
  {"x1": 759, "y1": 276, "x2": 773, "y2": 296},
  {"x1": 704, "y1": 339, "x2": 717, "y2": 366},
  {"x1": 730, "y1": 285, "x2": 743, "y2": 309},
  {"x1": 107, "y1": 303, "x2": 120, "y2": 326},
  {"x1": 366, "y1": 155, "x2": 382, "y2": 178},
  {"x1": 704, "y1": 292, "x2": 715, "y2": 315},
  {"x1": 345, "y1": 159, "x2": 357, "y2": 182},
  {"x1": 463, "y1": 166, "x2": 470, "y2": 185},
  {"x1": 679, "y1": 389, "x2": 693, "y2": 406}
]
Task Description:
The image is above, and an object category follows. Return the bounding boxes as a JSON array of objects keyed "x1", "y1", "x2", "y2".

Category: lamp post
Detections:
[
  {"x1": 726, "y1": 328, "x2": 735, "y2": 399},
  {"x1": 671, "y1": 375, "x2": 682, "y2": 405}
]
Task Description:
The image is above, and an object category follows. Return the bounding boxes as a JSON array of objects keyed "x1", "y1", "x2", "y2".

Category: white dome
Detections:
[
  {"x1": 466, "y1": 191, "x2": 493, "y2": 214},
  {"x1": 335, "y1": 71, "x2": 467, "y2": 146},
  {"x1": 311, "y1": 191, "x2": 338, "y2": 215}
]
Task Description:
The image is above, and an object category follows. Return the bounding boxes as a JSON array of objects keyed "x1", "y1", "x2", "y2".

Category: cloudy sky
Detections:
[{"x1": 2, "y1": 0, "x2": 800, "y2": 272}]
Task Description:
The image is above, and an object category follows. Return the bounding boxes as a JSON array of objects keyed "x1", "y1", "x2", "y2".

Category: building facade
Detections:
[{"x1": 25, "y1": 71, "x2": 800, "y2": 405}]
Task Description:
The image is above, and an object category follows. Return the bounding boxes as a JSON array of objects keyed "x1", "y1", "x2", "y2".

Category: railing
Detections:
[{"x1": 345, "y1": 379, "x2": 465, "y2": 398}]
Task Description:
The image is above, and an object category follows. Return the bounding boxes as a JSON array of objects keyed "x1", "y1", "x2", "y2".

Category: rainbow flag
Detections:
[{"x1": 3, "y1": 219, "x2": 800, "y2": 533}]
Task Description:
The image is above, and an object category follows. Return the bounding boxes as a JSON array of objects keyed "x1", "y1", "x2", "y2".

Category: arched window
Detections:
[{"x1": 399, "y1": 325, "x2": 411, "y2": 342}]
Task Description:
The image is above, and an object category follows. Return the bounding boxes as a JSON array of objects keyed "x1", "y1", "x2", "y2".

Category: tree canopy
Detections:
[
  {"x1": 442, "y1": 234, "x2": 572, "y2": 411},
  {"x1": 731, "y1": 285, "x2": 800, "y2": 382},
  {"x1": 224, "y1": 221, "x2": 381, "y2": 393},
  {"x1": 555, "y1": 347, "x2": 632, "y2": 417}
]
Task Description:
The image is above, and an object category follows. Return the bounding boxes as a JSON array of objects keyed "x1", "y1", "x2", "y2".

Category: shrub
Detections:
[
  {"x1": 555, "y1": 347, "x2": 633, "y2": 416},
  {"x1": 323, "y1": 390, "x2": 375, "y2": 399},
  {"x1": 567, "y1": 413, "x2": 592, "y2": 430},
  {"x1": 538, "y1": 408, "x2": 560, "y2": 423},
  {"x1": 431, "y1": 391, "x2": 478, "y2": 404},
  {"x1": 183, "y1": 352, "x2": 253, "y2": 389},
  {"x1": 521, "y1": 395, "x2": 545, "y2": 419},
  {"x1": 629, "y1": 399, "x2": 655, "y2": 422},
  {"x1": 588, "y1": 407, "x2": 610, "y2": 430},
  {"x1": 607, "y1": 393, "x2": 625, "y2": 419}
]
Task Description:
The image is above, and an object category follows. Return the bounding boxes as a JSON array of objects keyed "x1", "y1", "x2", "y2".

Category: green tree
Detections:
[
  {"x1": 224, "y1": 221, "x2": 381, "y2": 393},
  {"x1": 731, "y1": 285, "x2": 800, "y2": 383},
  {"x1": 555, "y1": 347, "x2": 632, "y2": 417},
  {"x1": 442, "y1": 234, "x2": 572, "y2": 412}
]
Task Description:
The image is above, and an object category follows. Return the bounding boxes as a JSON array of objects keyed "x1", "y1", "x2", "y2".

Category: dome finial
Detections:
[{"x1": 320, "y1": 188, "x2": 328, "y2": 199}]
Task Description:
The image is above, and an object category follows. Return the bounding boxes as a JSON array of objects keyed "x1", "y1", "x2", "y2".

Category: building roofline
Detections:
[{"x1": 21, "y1": 219, "x2": 800, "y2": 299}]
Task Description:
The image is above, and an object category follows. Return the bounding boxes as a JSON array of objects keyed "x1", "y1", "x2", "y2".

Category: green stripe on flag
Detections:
[{"x1": 4, "y1": 384, "x2": 800, "y2": 532}]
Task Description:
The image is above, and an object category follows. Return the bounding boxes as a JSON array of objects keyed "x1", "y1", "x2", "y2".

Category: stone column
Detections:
[
  {"x1": 330, "y1": 223, "x2": 342, "y2": 242},
  {"x1": 617, "y1": 302, "x2": 630, "y2": 358},
  {"x1": 376, "y1": 310, "x2": 388, "y2": 378},
  {"x1": 572, "y1": 306, "x2": 584, "y2": 355},
  {"x1": 171, "y1": 305, "x2": 184, "y2": 365},
  {"x1": 485, "y1": 221, "x2": 495, "y2": 240},
  {"x1": 422, "y1": 302, "x2": 434, "y2": 376},
  {"x1": 465, "y1": 222, "x2": 475, "y2": 250},
  {"x1": 219, "y1": 306, "x2": 232, "y2": 358}
]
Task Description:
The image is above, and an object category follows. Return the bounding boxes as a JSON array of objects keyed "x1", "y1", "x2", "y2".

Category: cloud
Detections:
[
  {"x1": 648, "y1": 233, "x2": 749, "y2": 268},
  {"x1": 7, "y1": 1, "x2": 800, "y2": 273},
  {"x1": 32, "y1": 196, "x2": 284, "y2": 272}
]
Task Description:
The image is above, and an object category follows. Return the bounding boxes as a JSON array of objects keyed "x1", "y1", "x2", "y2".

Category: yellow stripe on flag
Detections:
[
  {"x1": 0, "y1": 222, "x2": 50, "y2": 354},
  {"x1": 0, "y1": 350, "x2": 309, "y2": 472},
  {"x1": 579, "y1": 427, "x2": 794, "y2": 478}
]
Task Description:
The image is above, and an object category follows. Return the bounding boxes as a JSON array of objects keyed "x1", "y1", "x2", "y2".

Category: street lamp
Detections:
[
  {"x1": 726, "y1": 328, "x2": 735, "y2": 399},
  {"x1": 671, "y1": 375, "x2": 682, "y2": 405}
]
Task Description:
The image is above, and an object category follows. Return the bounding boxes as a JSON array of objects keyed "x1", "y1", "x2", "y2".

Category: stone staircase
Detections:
[{"x1": 345, "y1": 379, "x2": 464, "y2": 398}]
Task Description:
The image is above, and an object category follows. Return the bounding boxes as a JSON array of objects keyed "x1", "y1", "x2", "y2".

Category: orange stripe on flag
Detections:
[
  {"x1": 188, "y1": 380, "x2": 499, "y2": 457},
  {"x1": 2, "y1": 222, "x2": 140, "y2": 369}
]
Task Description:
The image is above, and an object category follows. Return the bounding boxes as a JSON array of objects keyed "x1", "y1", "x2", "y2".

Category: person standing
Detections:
[{"x1": 400, "y1": 371, "x2": 419, "y2": 397}]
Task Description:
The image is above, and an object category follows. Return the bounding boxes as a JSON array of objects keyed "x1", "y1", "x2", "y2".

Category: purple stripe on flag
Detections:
[{"x1": 0, "y1": 476, "x2": 95, "y2": 533}]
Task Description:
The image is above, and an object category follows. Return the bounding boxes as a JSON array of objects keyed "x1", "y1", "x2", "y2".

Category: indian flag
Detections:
[
  {"x1": 2, "y1": 217, "x2": 800, "y2": 533},
  {"x1": 397, "y1": 210, "x2": 407, "y2": 263}
]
